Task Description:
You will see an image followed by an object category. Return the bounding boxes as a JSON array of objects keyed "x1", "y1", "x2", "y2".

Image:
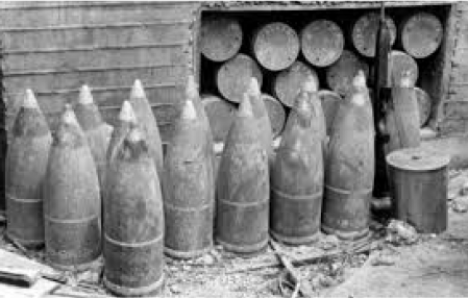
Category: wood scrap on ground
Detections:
[{"x1": 0, "y1": 249, "x2": 60, "y2": 298}]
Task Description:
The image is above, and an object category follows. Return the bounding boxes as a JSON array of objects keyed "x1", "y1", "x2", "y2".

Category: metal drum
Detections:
[{"x1": 387, "y1": 147, "x2": 450, "y2": 234}]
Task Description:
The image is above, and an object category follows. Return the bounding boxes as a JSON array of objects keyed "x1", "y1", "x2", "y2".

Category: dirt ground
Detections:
[{"x1": 0, "y1": 169, "x2": 467, "y2": 298}]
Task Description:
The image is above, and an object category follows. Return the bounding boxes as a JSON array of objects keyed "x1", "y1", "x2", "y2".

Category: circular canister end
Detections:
[{"x1": 386, "y1": 147, "x2": 450, "y2": 172}]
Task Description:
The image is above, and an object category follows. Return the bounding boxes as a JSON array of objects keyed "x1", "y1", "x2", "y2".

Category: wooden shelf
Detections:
[{"x1": 203, "y1": 0, "x2": 458, "y2": 12}]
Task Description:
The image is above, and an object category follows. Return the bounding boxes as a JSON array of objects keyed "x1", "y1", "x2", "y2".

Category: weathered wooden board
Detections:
[
  {"x1": 2, "y1": 24, "x2": 190, "y2": 51},
  {"x1": 0, "y1": 249, "x2": 59, "y2": 298},
  {"x1": 0, "y1": 2, "x2": 196, "y2": 27},
  {"x1": 450, "y1": 65, "x2": 468, "y2": 83},
  {"x1": 4, "y1": 66, "x2": 186, "y2": 94},
  {"x1": 452, "y1": 48, "x2": 468, "y2": 66},
  {"x1": 3, "y1": 46, "x2": 186, "y2": 73},
  {"x1": 0, "y1": 0, "x2": 194, "y2": 9},
  {"x1": 444, "y1": 100, "x2": 468, "y2": 120}
]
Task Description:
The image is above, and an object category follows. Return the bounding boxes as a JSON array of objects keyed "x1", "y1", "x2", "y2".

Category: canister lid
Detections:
[{"x1": 386, "y1": 147, "x2": 450, "y2": 172}]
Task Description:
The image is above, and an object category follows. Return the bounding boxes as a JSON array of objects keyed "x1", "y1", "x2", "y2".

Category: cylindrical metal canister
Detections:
[
  {"x1": 252, "y1": 22, "x2": 300, "y2": 71},
  {"x1": 104, "y1": 123, "x2": 164, "y2": 296},
  {"x1": 202, "y1": 94, "x2": 236, "y2": 143},
  {"x1": 322, "y1": 77, "x2": 375, "y2": 241},
  {"x1": 74, "y1": 85, "x2": 113, "y2": 189},
  {"x1": 415, "y1": 87, "x2": 432, "y2": 127},
  {"x1": 262, "y1": 94, "x2": 286, "y2": 138},
  {"x1": 271, "y1": 86, "x2": 324, "y2": 245},
  {"x1": 273, "y1": 61, "x2": 319, "y2": 108},
  {"x1": 390, "y1": 50, "x2": 419, "y2": 87},
  {"x1": 216, "y1": 54, "x2": 263, "y2": 103},
  {"x1": 351, "y1": 12, "x2": 397, "y2": 58},
  {"x1": 44, "y1": 105, "x2": 101, "y2": 270},
  {"x1": 384, "y1": 73, "x2": 421, "y2": 154},
  {"x1": 201, "y1": 16, "x2": 243, "y2": 62},
  {"x1": 318, "y1": 90, "x2": 343, "y2": 137},
  {"x1": 326, "y1": 50, "x2": 369, "y2": 97},
  {"x1": 129, "y1": 80, "x2": 164, "y2": 182},
  {"x1": 216, "y1": 94, "x2": 269, "y2": 254},
  {"x1": 164, "y1": 99, "x2": 215, "y2": 258},
  {"x1": 6, "y1": 89, "x2": 52, "y2": 247},
  {"x1": 399, "y1": 12, "x2": 443, "y2": 59},
  {"x1": 387, "y1": 147, "x2": 450, "y2": 233},
  {"x1": 301, "y1": 19, "x2": 344, "y2": 67}
]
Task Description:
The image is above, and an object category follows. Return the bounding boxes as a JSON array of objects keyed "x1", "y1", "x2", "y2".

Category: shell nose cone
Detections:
[
  {"x1": 301, "y1": 75, "x2": 318, "y2": 93},
  {"x1": 23, "y1": 89, "x2": 40, "y2": 109},
  {"x1": 181, "y1": 99, "x2": 198, "y2": 121},
  {"x1": 400, "y1": 71, "x2": 413, "y2": 87},
  {"x1": 61, "y1": 104, "x2": 80, "y2": 126},
  {"x1": 127, "y1": 126, "x2": 145, "y2": 143},
  {"x1": 78, "y1": 85, "x2": 94, "y2": 105},
  {"x1": 238, "y1": 93, "x2": 254, "y2": 118},
  {"x1": 186, "y1": 74, "x2": 199, "y2": 99},
  {"x1": 119, "y1": 100, "x2": 137, "y2": 123},
  {"x1": 353, "y1": 70, "x2": 367, "y2": 89},
  {"x1": 351, "y1": 92, "x2": 367, "y2": 106},
  {"x1": 247, "y1": 77, "x2": 261, "y2": 98},
  {"x1": 130, "y1": 79, "x2": 146, "y2": 99}
]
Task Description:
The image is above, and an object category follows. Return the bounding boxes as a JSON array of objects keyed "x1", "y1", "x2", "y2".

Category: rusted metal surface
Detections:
[
  {"x1": 322, "y1": 81, "x2": 374, "y2": 241},
  {"x1": 202, "y1": 94, "x2": 235, "y2": 143},
  {"x1": 271, "y1": 87, "x2": 324, "y2": 245},
  {"x1": 164, "y1": 99, "x2": 215, "y2": 259},
  {"x1": 326, "y1": 50, "x2": 369, "y2": 96},
  {"x1": 104, "y1": 122, "x2": 164, "y2": 296},
  {"x1": 387, "y1": 147, "x2": 450, "y2": 233},
  {"x1": 300, "y1": 19, "x2": 344, "y2": 67},
  {"x1": 415, "y1": 86, "x2": 432, "y2": 127},
  {"x1": 129, "y1": 80, "x2": 165, "y2": 185},
  {"x1": 200, "y1": 16, "x2": 242, "y2": 62},
  {"x1": 5, "y1": 90, "x2": 51, "y2": 248},
  {"x1": 252, "y1": 22, "x2": 299, "y2": 71},
  {"x1": 390, "y1": 50, "x2": 419, "y2": 87},
  {"x1": 352, "y1": 12, "x2": 396, "y2": 58},
  {"x1": 262, "y1": 93, "x2": 286, "y2": 138},
  {"x1": 74, "y1": 85, "x2": 113, "y2": 190},
  {"x1": 384, "y1": 74, "x2": 421, "y2": 154},
  {"x1": 318, "y1": 89, "x2": 342, "y2": 136},
  {"x1": 216, "y1": 54, "x2": 263, "y2": 103},
  {"x1": 273, "y1": 61, "x2": 319, "y2": 108},
  {"x1": 43, "y1": 106, "x2": 101, "y2": 270},
  {"x1": 400, "y1": 12, "x2": 444, "y2": 59},
  {"x1": 216, "y1": 94, "x2": 269, "y2": 254},
  {"x1": 248, "y1": 79, "x2": 273, "y2": 163}
]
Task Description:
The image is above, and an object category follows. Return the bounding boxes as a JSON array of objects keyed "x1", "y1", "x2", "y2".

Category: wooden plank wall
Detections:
[
  {"x1": 2, "y1": 1, "x2": 468, "y2": 137},
  {"x1": 442, "y1": 2, "x2": 468, "y2": 135},
  {"x1": 0, "y1": 1, "x2": 200, "y2": 142}
]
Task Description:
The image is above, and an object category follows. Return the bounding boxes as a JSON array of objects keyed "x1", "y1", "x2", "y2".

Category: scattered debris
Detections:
[
  {"x1": 270, "y1": 240, "x2": 314, "y2": 297},
  {"x1": 370, "y1": 253, "x2": 397, "y2": 267},
  {"x1": 451, "y1": 200, "x2": 468, "y2": 213},
  {"x1": 386, "y1": 220, "x2": 419, "y2": 245}
]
